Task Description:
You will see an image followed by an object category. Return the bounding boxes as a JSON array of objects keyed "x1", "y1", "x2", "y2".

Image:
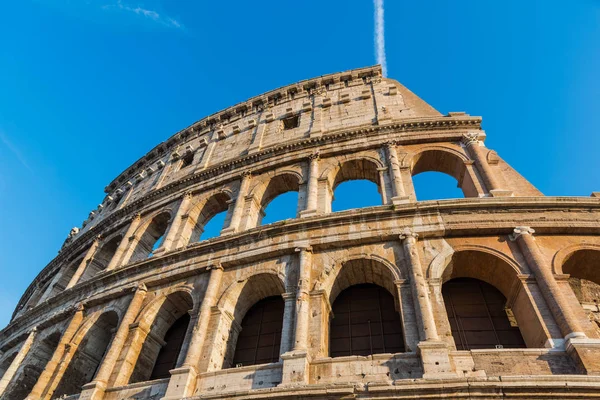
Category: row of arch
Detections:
[
  {"x1": 3, "y1": 245, "x2": 600, "y2": 398},
  {"x1": 22, "y1": 146, "x2": 484, "y2": 313}
]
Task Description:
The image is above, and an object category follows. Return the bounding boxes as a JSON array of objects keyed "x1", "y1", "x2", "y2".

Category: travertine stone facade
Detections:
[{"x1": 2, "y1": 65, "x2": 600, "y2": 399}]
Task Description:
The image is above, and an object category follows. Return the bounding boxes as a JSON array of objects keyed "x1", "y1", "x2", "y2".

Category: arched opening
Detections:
[
  {"x1": 149, "y1": 313, "x2": 191, "y2": 380},
  {"x1": 563, "y1": 249, "x2": 600, "y2": 330},
  {"x1": 262, "y1": 191, "x2": 299, "y2": 225},
  {"x1": 330, "y1": 283, "x2": 404, "y2": 357},
  {"x1": 257, "y1": 174, "x2": 300, "y2": 226},
  {"x1": 3, "y1": 331, "x2": 61, "y2": 400},
  {"x1": 219, "y1": 273, "x2": 285, "y2": 369},
  {"x1": 129, "y1": 291, "x2": 193, "y2": 384},
  {"x1": 232, "y1": 296, "x2": 284, "y2": 367},
  {"x1": 130, "y1": 212, "x2": 171, "y2": 262},
  {"x1": 411, "y1": 150, "x2": 477, "y2": 199},
  {"x1": 200, "y1": 211, "x2": 227, "y2": 241},
  {"x1": 79, "y1": 236, "x2": 122, "y2": 283},
  {"x1": 52, "y1": 311, "x2": 119, "y2": 398},
  {"x1": 443, "y1": 278, "x2": 525, "y2": 350},
  {"x1": 189, "y1": 192, "x2": 231, "y2": 243},
  {"x1": 412, "y1": 171, "x2": 464, "y2": 201},
  {"x1": 331, "y1": 159, "x2": 383, "y2": 212},
  {"x1": 38, "y1": 258, "x2": 83, "y2": 303},
  {"x1": 440, "y1": 250, "x2": 543, "y2": 348},
  {"x1": 326, "y1": 258, "x2": 404, "y2": 357}
]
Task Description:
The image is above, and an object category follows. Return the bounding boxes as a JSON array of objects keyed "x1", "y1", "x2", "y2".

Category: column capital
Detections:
[
  {"x1": 135, "y1": 283, "x2": 148, "y2": 293},
  {"x1": 461, "y1": 132, "x2": 481, "y2": 147},
  {"x1": 241, "y1": 170, "x2": 253, "y2": 178},
  {"x1": 206, "y1": 263, "x2": 223, "y2": 271},
  {"x1": 182, "y1": 191, "x2": 193, "y2": 200},
  {"x1": 295, "y1": 246, "x2": 313, "y2": 253},
  {"x1": 74, "y1": 303, "x2": 85, "y2": 313},
  {"x1": 384, "y1": 140, "x2": 398, "y2": 148},
  {"x1": 130, "y1": 213, "x2": 141, "y2": 222},
  {"x1": 509, "y1": 226, "x2": 535, "y2": 241},
  {"x1": 399, "y1": 228, "x2": 419, "y2": 242},
  {"x1": 308, "y1": 151, "x2": 320, "y2": 161}
]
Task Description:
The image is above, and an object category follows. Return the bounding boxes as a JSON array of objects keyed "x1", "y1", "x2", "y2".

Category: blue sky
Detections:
[{"x1": 0, "y1": 0, "x2": 599, "y2": 329}]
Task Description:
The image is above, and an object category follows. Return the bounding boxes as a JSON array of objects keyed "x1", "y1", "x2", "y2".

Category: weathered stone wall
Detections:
[{"x1": 2, "y1": 65, "x2": 600, "y2": 400}]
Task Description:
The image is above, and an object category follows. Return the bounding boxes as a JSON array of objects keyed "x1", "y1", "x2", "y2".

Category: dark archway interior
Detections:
[
  {"x1": 149, "y1": 313, "x2": 191, "y2": 380},
  {"x1": 443, "y1": 278, "x2": 526, "y2": 350},
  {"x1": 330, "y1": 283, "x2": 404, "y2": 357},
  {"x1": 52, "y1": 311, "x2": 119, "y2": 398},
  {"x1": 80, "y1": 236, "x2": 122, "y2": 283},
  {"x1": 130, "y1": 213, "x2": 171, "y2": 262},
  {"x1": 3, "y1": 331, "x2": 61, "y2": 400},
  {"x1": 232, "y1": 296, "x2": 284, "y2": 368}
]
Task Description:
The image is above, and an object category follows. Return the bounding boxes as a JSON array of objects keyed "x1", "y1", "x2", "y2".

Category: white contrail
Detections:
[{"x1": 374, "y1": 0, "x2": 387, "y2": 77}]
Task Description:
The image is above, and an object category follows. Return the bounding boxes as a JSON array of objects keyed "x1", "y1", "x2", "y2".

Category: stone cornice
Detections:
[{"x1": 5, "y1": 196, "x2": 600, "y2": 338}]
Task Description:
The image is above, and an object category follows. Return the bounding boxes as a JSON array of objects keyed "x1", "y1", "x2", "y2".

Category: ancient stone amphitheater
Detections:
[{"x1": 2, "y1": 65, "x2": 600, "y2": 400}]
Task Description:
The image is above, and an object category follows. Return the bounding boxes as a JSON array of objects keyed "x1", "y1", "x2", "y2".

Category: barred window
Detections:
[{"x1": 330, "y1": 284, "x2": 404, "y2": 357}]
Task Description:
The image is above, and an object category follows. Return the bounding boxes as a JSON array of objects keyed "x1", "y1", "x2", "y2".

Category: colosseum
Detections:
[{"x1": 1, "y1": 65, "x2": 600, "y2": 400}]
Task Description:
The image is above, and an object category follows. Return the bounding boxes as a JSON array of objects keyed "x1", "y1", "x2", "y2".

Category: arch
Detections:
[
  {"x1": 52, "y1": 310, "x2": 119, "y2": 398},
  {"x1": 216, "y1": 272, "x2": 286, "y2": 369},
  {"x1": 323, "y1": 257, "x2": 401, "y2": 307},
  {"x1": 250, "y1": 172, "x2": 302, "y2": 226},
  {"x1": 443, "y1": 277, "x2": 526, "y2": 350},
  {"x1": 428, "y1": 244, "x2": 526, "y2": 284},
  {"x1": 129, "y1": 289, "x2": 194, "y2": 384},
  {"x1": 130, "y1": 211, "x2": 172, "y2": 262},
  {"x1": 553, "y1": 243, "x2": 600, "y2": 276},
  {"x1": 325, "y1": 157, "x2": 385, "y2": 211},
  {"x1": 188, "y1": 191, "x2": 232, "y2": 243},
  {"x1": 409, "y1": 146, "x2": 478, "y2": 198},
  {"x1": 554, "y1": 245, "x2": 600, "y2": 312},
  {"x1": 80, "y1": 235, "x2": 122, "y2": 283},
  {"x1": 3, "y1": 330, "x2": 62, "y2": 400},
  {"x1": 329, "y1": 283, "x2": 404, "y2": 358},
  {"x1": 0, "y1": 349, "x2": 18, "y2": 380},
  {"x1": 231, "y1": 296, "x2": 285, "y2": 368},
  {"x1": 435, "y1": 249, "x2": 546, "y2": 349}
]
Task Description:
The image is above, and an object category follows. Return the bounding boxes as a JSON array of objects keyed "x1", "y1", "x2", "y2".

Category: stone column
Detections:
[
  {"x1": 66, "y1": 236, "x2": 102, "y2": 289},
  {"x1": 399, "y1": 230, "x2": 456, "y2": 379},
  {"x1": 399, "y1": 229, "x2": 438, "y2": 342},
  {"x1": 462, "y1": 133, "x2": 511, "y2": 197},
  {"x1": 221, "y1": 172, "x2": 252, "y2": 235},
  {"x1": 79, "y1": 285, "x2": 148, "y2": 400},
  {"x1": 105, "y1": 213, "x2": 142, "y2": 271},
  {"x1": 26, "y1": 304, "x2": 85, "y2": 400},
  {"x1": 280, "y1": 247, "x2": 312, "y2": 385},
  {"x1": 300, "y1": 153, "x2": 319, "y2": 218},
  {"x1": 387, "y1": 142, "x2": 410, "y2": 204},
  {"x1": 156, "y1": 192, "x2": 193, "y2": 253},
  {"x1": 162, "y1": 265, "x2": 223, "y2": 400},
  {"x1": 280, "y1": 292, "x2": 296, "y2": 356},
  {"x1": 0, "y1": 328, "x2": 37, "y2": 397},
  {"x1": 510, "y1": 227, "x2": 585, "y2": 340},
  {"x1": 377, "y1": 167, "x2": 389, "y2": 205}
]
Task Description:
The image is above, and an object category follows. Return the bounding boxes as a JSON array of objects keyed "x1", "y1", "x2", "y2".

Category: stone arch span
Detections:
[{"x1": 408, "y1": 146, "x2": 481, "y2": 198}]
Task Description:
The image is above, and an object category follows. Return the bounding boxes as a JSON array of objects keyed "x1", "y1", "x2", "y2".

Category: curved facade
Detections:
[{"x1": 2, "y1": 65, "x2": 600, "y2": 399}]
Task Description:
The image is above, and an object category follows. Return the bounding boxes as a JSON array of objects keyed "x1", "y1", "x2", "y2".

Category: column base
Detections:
[
  {"x1": 299, "y1": 209, "x2": 318, "y2": 218},
  {"x1": 489, "y1": 189, "x2": 513, "y2": 197},
  {"x1": 78, "y1": 381, "x2": 107, "y2": 400},
  {"x1": 417, "y1": 341, "x2": 459, "y2": 379},
  {"x1": 391, "y1": 196, "x2": 411, "y2": 205},
  {"x1": 220, "y1": 226, "x2": 237, "y2": 235},
  {"x1": 161, "y1": 366, "x2": 198, "y2": 400},
  {"x1": 566, "y1": 337, "x2": 600, "y2": 375},
  {"x1": 279, "y1": 350, "x2": 311, "y2": 386}
]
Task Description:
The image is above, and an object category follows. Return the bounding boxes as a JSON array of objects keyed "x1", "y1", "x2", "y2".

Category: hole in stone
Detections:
[
  {"x1": 282, "y1": 115, "x2": 300, "y2": 130},
  {"x1": 180, "y1": 152, "x2": 194, "y2": 169},
  {"x1": 435, "y1": 362, "x2": 439, "y2": 365}
]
